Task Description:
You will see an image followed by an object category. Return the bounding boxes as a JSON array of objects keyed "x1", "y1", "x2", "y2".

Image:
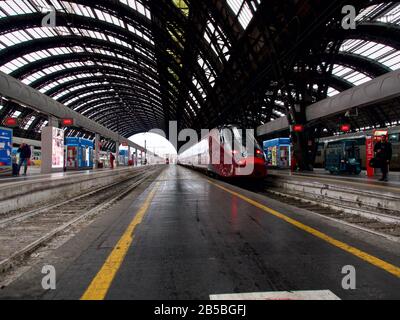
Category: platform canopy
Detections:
[{"x1": 0, "y1": 0, "x2": 399, "y2": 141}]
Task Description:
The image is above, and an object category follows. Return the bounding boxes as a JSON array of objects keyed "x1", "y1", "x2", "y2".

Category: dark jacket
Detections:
[
  {"x1": 374, "y1": 141, "x2": 392, "y2": 161},
  {"x1": 18, "y1": 145, "x2": 31, "y2": 159}
]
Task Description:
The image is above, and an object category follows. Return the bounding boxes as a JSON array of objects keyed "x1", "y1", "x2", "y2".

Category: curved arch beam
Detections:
[
  {"x1": 69, "y1": 92, "x2": 162, "y2": 114},
  {"x1": 92, "y1": 109, "x2": 159, "y2": 127},
  {"x1": 0, "y1": 36, "x2": 207, "y2": 114},
  {"x1": 0, "y1": 36, "x2": 185, "y2": 92},
  {"x1": 330, "y1": 22, "x2": 400, "y2": 50},
  {"x1": 0, "y1": 12, "x2": 163, "y2": 59},
  {"x1": 80, "y1": 98, "x2": 163, "y2": 120},
  {"x1": 44, "y1": 72, "x2": 202, "y2": 117},
  {"x1": 327, "y1": 74, "x2": 354, "y2": 92},
  {"x1": 10, "y1": 52, "x2": 159, "y2": 83},
  {"x1": 29, "y1": 65, "x2": 160, "y2": 95},
  {"x1": 330, "y1": 52, "x2": 392, "y2": 78},
  {"x1": 44, "y1": 76, "x2": 175, "y2": 107},
  {"x1": 58, "y1": 83, "x2": 153, "y2": 104},
  {"x1": 65, "y1": 86, "x2": 163, "y2": 112},
  {"x1": 79, "y1": 96, "x2": 164, "y2": 119},
  {"x1": 0, "y1": 36, "x2": 156, "y2": 71}
]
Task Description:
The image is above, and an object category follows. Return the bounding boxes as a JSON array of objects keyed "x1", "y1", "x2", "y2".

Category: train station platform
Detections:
[
  {"x1": 0, "y1": 165, "x2": 399, "y2": 300},
  {"x1": 0, "y1": 166, "x2": 154, "y2": 215},
  {"x1": 266, "y1": 169, "x2": 400, "y2": 219}
]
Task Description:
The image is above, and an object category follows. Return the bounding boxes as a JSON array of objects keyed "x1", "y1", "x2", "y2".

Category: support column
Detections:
[
  {"x1": 115, "y1": 141, "x2": 120, "y2": 167},
  {"x1": 48, "y1": 116, "x2": 59, "y2": 128},
  {"x1": 95, "y1": 134, "x2": 100, "y2": 169},
  {"x1": 128, "y1": 146, "x2": 131, "y2": 166},
  {"x1": 41, "y1": 116, "x2": 64, "y2": 174},
  {"x1": 135, "y1": 149, "x2": 138, "y2": 166},
  {"x1": 290, "y1": 102, "x2": 315, "y2": 172}
]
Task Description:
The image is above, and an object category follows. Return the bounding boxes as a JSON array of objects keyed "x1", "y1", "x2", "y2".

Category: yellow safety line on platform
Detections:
[
  {"x1": 208, "y1": 180, "x2": 400, "y2": 278},
  {"x1": 81, "y1": 182, "x2": 160, "y2": 300}
]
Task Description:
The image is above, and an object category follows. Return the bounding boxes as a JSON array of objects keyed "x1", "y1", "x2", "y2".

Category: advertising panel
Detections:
[
  {"x1": 0, "y1": 127, "x2": 12, "y2": 172},
  {"x1": 52, "y1": 127, "x2": 64, "y2": 169},
  {"x1": 366, "y1": 136, "x2": 374, "y2": 177}
]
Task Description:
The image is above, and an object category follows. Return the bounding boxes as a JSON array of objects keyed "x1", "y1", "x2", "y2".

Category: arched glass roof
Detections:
[{"x1": 0, "y1": 0, "x2": 399, "y2": 139}]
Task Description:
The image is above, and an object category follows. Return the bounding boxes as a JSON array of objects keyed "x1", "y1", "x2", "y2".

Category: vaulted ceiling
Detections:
[{"x1": 0, "y1": 0, "x2": 399, "y2": 140}]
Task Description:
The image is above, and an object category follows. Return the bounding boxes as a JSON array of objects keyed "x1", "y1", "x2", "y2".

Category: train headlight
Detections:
[{"x1": 255, "y1": 149, "x2": 264, "y2": 158}]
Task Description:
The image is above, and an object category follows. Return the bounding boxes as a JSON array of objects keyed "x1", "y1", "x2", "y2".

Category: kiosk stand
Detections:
[
  {"x1": 65, "y1": 137, "x2": 94, "y2": 170},
  {"x1": 0, "y1": 126, "x2": 13, "y2": 175}
]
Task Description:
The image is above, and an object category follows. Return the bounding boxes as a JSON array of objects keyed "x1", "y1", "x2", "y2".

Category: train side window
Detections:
[{"x1": 389, "y1": 133, "x2": 399, "y2": 143}]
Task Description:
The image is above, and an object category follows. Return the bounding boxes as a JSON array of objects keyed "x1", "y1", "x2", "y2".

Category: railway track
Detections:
[
  {"x1": 228, "y1": 178, "x2": 400, "y2": 242},
  {"x1": 0, "y1": 167, "x2": 162, "y2": 273}
]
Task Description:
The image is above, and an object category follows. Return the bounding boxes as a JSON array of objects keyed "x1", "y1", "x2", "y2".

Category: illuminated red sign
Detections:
[
  {"x1": 340, "y1": 124, "x2": 351, "y2": 132},
  {"x1": 4, "y1": 117, "x2": 18, "y2": 127},
  {"x1": 292, "y1": 124, "x2": 304, "y2": 133},
  {"x1": 61, "y1": 118, "x2": 74, "y2": 126},
  {"x1": 374, "y1": 130, "x2": 388, "y2": 137}
]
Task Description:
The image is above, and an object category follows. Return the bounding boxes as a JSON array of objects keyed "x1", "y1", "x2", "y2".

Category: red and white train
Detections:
[{"x1": 178, "y1": 125, "x2": 267, "y2": 179}]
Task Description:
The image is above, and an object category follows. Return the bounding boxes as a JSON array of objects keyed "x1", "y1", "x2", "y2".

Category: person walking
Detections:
[
  {"x1": 110, "y1": 152, "x2": 115, "y2": 169},
  {"x1": 374, "y1": 136, "x2": 392, "y2": 182},
  {"x1": 17, "y1": 143, "x2": 31, "y2": 176}
]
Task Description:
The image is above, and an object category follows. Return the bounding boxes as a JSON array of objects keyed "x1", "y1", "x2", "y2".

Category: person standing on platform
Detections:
[
  {"x1": 374, "y1": 136, "x2": 392, "y2": 182},
  {"x1": 17, "y1": 143, "x2": 31, "y2": 176},
  {"x1": 110, "y1": 152, "x2": 115, "y2": 169}
]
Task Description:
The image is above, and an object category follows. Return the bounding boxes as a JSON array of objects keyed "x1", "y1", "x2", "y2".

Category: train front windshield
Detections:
[{"x1": 229, "y1": 127, "x2": 263, "y2": 156}]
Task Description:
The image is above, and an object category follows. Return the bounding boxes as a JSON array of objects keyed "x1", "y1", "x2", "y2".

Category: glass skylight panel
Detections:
[
  {"x1": 380, "y1": 51, "x2": 400, "y2": 70},
  {"x1": 173, "y1": 0, "x2": 189, "y2": 17},
  {"x1": 332, "y1": 65, "x2": 353, "y2": 77},
  {"x1": 0, "y1": 64, "x2": 13, "y2": 73},
  {"x1": 332, "y1": 67, "x2": 360, "y2": 86},
  {"x1": 226, "y1": 0, "x2": 255, "y2": 29},
  {"x1": 24, "y1": 116, "x2": 36, "y2": 130},
  {"x1": 22, "y1": 71, "x2": 46, "y2": 85},
  {"x1": 204, "y1": 20, "x2": 231, "y2": 62},
  {"x1": 1, "y1": 56, "x2": 27, "y2": 73},
  {"x1": 340, "y1": 40, "x2": 399, "y2": 71},
  {"x1": 238, "y1": 2, "x2": 253, "y2": 29},
  {"x1": 273, "y1": 110, "x2": 285, "y2": 117},
  {"x1": 119, "y1": 0, "x2": 151, "y2": 19},
  {"x1": 0, "y1": 1, "x2": 158, "y2": 115},
  {"x1": 227, "y1": 0, "x2": 242, "y2": 14},
  {"x1": 327, "y1": 87, "x2": 340, "y2": 97},
  {"x1": 11, "y1": 110, "x2": 21, "y2": 117},
  {"x1": 198, "y1": 56, "x2": 216, "y2": 87},
  {"x1": 53, "y1": 90, "x2": 71, "y2": 100},
  {"x1": 376, "y1": 4, "x2": 400, "y2": 24},
  {"x1": 352, "y1": 42, "x2": 393, "y2": 59},
  {"x1": 355, "y1": 4, "x2": 381, "y2": 21},
  {"x1": 0, "y1": 1, "x2": 35, "y2": 16},
  {"x1": 37, "y1": 120, "x2": 48, "y2": 133}
]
